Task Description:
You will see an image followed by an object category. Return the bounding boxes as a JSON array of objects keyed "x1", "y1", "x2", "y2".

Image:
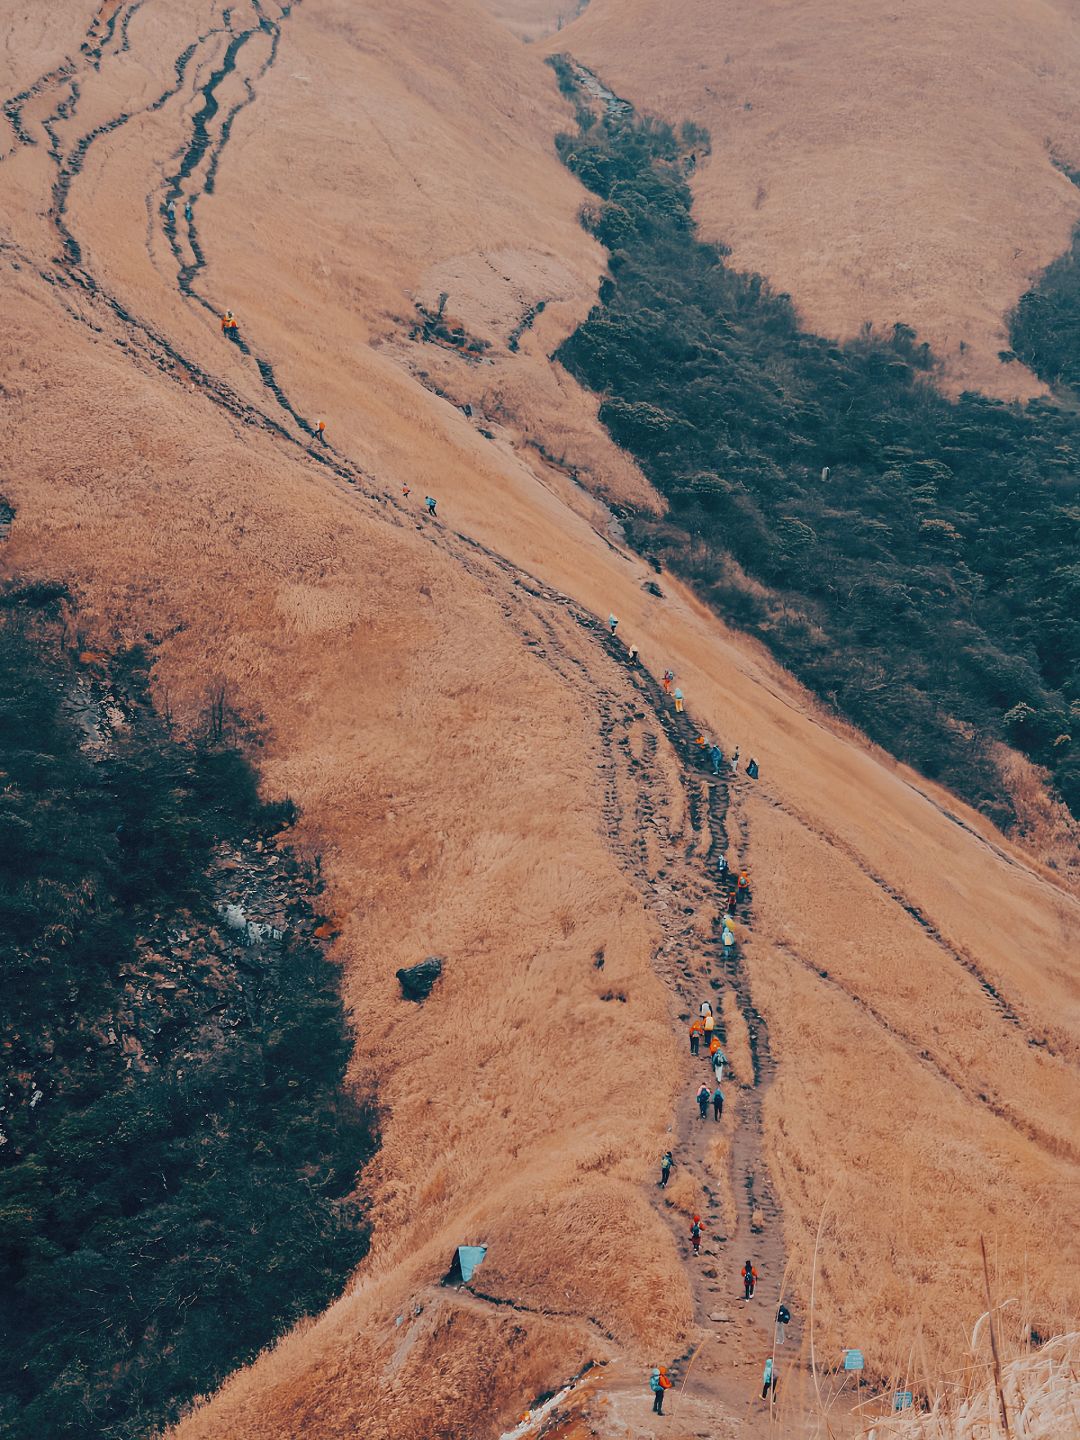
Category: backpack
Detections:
[
  {"x1": 777, "y1": 1305, "x2": 790, "y2": 1324},
  {"x1": 649, "y1": 1369, "x2": 662, "y2": 1393}
]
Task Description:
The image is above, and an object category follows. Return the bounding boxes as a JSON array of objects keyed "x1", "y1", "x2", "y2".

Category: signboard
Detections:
[
  {"x1": 843, "y1": 1349, "x2": 864, "y2": 1372},
  {"x1": 894, "y1": 1391, "x2": 914, "y2": 1412}
]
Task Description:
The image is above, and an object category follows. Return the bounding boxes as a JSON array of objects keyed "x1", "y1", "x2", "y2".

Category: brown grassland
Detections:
[{"x1": 0, "y1": 2, "x2": 1077, "y2": 1436}]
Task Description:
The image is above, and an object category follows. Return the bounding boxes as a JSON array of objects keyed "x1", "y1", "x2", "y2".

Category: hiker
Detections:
[
  {"x1": 742, "y1": 1259, "x2": 758, "y2": 1300},
  {"x1": 662, "y1": 669, "x2": 674, "y2": 695},
  {"x1": 696, "y1": 1083, "x2": 710, "y2": 1119},
  {"x1": 729, "y1": 747, "x2": 740, "y2": 775},
  {"x1": 699, "y1": 999, "x2": 712, "y2": 1018},
  {"x1": 776, "y1": 1303, "x2": 791, "y2": 1344},
  {"x1": 165, "y1": 197, "x2": 175, "y2": 225},
  {"x1": 695, "y1": 733, "x2": 707, "y2": 754},
  {"x1": 315, "y1": 419, "x2": 326, "y2": 443},
  {"x1": 736, "y1": 870, "x2": 751, "y2": 903},
  {"x1": 627, "y1": 644, "x2": 639, "y2": 665},
  {"x1": 761, "y1": 1356, "x2": 777, "y2": 1400},
  {"x1": 674, "y1": 687, "x2": 684, "y2": 713},
  {"x1": 747, "y1": 758, "x2": 760, "y2": 780},
  {"x1": 716, "y1": 852, "x2": 729, "y2": 879},
  {"x1": 712, "y1": 1084, "x2": 724, "y2": 1120},
  {"x1": 402, "y1": 482, "x2": 411, "y2": 499},
  {"x1": 659, "y1": 1151, "x2": 673, "y2": 1188},
  {"x1": 690, "y1": 1215, "x2": 702, "y2": 1254},
  {"x1": 728, "y1": 885, "x2": 741, "y2": 912},
  {"x1": 703, "y1": 1012, "x2": 715, "y2": 1041},
  {"x1": 709, "y1": 743, "x2": 723, "y2": 776},
  {"x1": 722, "y1": 922, "x2": 735, "y2": 949},
  {"x1": 184, "y1": 197, "x2": 193, "y2": 222},
  {"x1": 689, "y1": 1019, "x2": 703, "y2": 1056},
  {"x1": 713, "y1": 1049, "x2": 727, "y2": 1083},
  {"x1": 708, "y1": 1034, "x2": 720, "y2": 1058},
  {"x1": 650, "y1": 1365, "x2": 673, "y2": 1415},
  {"x1": 221, "y1": 309, "x2": 238, "y2": 339},
  {"x1": 425, "y1": 495, "x2": 437, "y2": 516},
  {"x1": 609, "y1": 613, "x2": 619, "y2": 635}
]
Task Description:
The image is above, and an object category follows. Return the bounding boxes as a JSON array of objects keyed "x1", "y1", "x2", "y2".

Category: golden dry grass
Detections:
[
  {"x1": 553, "y1": 0, "x2": 1080, "y2": 397},
  {"x1": 1, "y1": 3, "x2": 1078, "y2": 1436}
]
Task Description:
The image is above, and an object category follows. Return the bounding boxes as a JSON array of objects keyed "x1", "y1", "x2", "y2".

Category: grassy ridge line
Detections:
[
  {"x1": 548, "y1": 55, "x2": 1080, "y2": 828},
  {"x1": 0, "y1": 591, "x2": 374, "y2": 1440}
]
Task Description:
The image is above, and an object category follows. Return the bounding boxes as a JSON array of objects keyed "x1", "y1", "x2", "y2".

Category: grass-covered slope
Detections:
[{"x1": 550, "y1": 60, "x2": 1080, "y2": 825}]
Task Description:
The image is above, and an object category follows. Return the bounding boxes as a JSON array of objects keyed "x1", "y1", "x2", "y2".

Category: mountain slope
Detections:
[{"x1": 1, "y1": 3, "x2": 1078, "y2": 1437}]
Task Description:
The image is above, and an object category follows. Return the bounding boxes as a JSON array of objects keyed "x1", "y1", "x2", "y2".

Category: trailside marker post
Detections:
[{"x1": 844, "y1": 1348, "x2": 864, "y2": 1408}]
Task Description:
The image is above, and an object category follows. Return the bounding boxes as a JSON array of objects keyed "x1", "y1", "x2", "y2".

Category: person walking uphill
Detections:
[
  {"x1": 609, "y1": 613, "x2": 619, "y2": 636},
  {"x1": 674, "y1": 687, "x2": 684, "y2": 713},
  {"x1": 221, "y1": 309, "x2": 238, "y2": 341},
  {"x1": 712, "y1": 1084, "x2": 724, "y2": 1120},
  {"x1": 425, "y1": 495, "x2": 437, "y2": 516},
  {"x1": 689, "y1": 1018, "x2": 703, "y2": 1055},
  {"x1": 696, "y1": 1083, "x2": 710, "y2": 1119},
  {"x1": 710, "y1": 743, "x2": 723, "y2": 776},
  {"x1": 761, "y1": 1356, "x2": 777, "y2": 1400},
  {"x1": 659, "y1": 1151, "x2": 673, "y2": 1188},
  {"x1": 690, "y1": 1215, "x2": 702, "y2": 1254},
  {"x1": 650, "y1": 1366, "x2": 673, "y2": 1414},
  {"x1": 742, "y1": 1259, "x2": 758, "y2": 1300}
]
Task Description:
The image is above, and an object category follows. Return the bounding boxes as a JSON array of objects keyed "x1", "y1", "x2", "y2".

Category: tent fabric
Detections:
[{"x1": 457, "y1": 1245, "x2": 487, "y2": 1283}]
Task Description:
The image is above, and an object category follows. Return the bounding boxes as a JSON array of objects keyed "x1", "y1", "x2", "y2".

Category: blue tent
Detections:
[
  {"x1": 456, "y1": 1245, "x2": 487, "y2": 1283},
  {"x1": 443, "y1": 1244, "x2": 488, "y2": 1285}
]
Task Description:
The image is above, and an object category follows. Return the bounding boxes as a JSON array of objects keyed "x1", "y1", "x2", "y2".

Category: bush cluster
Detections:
[
  {"x1": 551, "y1": 69, "x2": 1080, "y2": 822},
  {"x1": 0, "y1": 602, "x2": 373, "y2": 1439}
]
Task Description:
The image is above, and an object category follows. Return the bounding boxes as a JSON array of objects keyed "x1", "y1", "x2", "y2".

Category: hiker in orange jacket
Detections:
[
  {"x1": 221, "y1": 309, "x2": 238, "y2": 339},
  {"x1": 708, "y1": 1034, "x2": 721, "y2": 1057},
  {"x1": 742, "y1": 1259, "x2": 758, "y2": 1300},
  {"x1": 689, "y1": 1019, "x2": 704, "y2": 1056},
  {"x1": 650, "y1": 1365, "x2": 673, "y2": 1414}
]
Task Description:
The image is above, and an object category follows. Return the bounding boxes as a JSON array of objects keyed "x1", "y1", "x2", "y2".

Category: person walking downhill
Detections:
[
  {"x1": 627, "y1": 644, "x2": 639, "y2": 666},
  {"x1": 609, "y1": 613, "x2": 619, "y2": 636},
  {"x1": 742, "y1": 1259, "x2": 758, "y2": 1300},
  {"x1": 650, "y1": 1365, "x2": 673, "y2": 1415},
  {"x1": 674, "y1": 687, "x2": 684, "y2": 713},
  {"x1": 425, "y1": 495, "x2": 437, "y2": 516},
  {"x1": 689, "y1": 1018, "x2": 703, "y2": 1056},
  {"x1": 761, "y1": 1356, "x2": 777, "y2": 1400},
  {"x1": 690, "y1": 1215, "x2": 702, "y2": 1254},
  {"x1": 402, "y1": 482, "x2": 411, "y2": 499},
  {"x1": 659, "y1": 1151, "x2": 674, "y2": 1188},
  {"x1": 696, "y1": 1083, "x2": 710, "y2": 1119},
  {"x1": 776, "y1": 1303, "x2": 791, "y2": 1345},
  {"x1": 712, "y1": 1083, "x2": 724, "y2": 1120},
  {"x1": 662, "y1": 669, "x2": 674, "y2": 695}
]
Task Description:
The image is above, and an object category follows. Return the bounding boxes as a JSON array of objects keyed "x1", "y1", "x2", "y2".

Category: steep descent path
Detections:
[{"x1": 421, "y1": 546, "x2": 803, "y2": 1434}]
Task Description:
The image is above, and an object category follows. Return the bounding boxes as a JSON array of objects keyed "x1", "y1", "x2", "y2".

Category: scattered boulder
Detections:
[
  {"x1": 396, "y1": 955, "x2": 444, "y2": 1002},
  {"x1": 709, "y1": 1311, "x2": 732, "y2": 1323}
]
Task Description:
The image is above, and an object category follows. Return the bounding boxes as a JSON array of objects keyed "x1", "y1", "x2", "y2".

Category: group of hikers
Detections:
[
  {"x1": 632, "y1": 641, "x2": 787, "y2": 1417},
  {"x1": 606, "y1": 619, "x2": 761, "y2": 781}
]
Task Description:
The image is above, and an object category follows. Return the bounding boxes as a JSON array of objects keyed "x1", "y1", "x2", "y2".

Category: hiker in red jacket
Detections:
[{"x1": 742, "y1": 1259, "x2": 758, "y2": 1300}]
